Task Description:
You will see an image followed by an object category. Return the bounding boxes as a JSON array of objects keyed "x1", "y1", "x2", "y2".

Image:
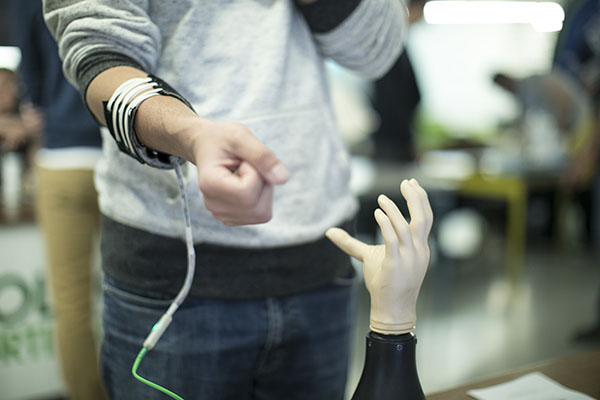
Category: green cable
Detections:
[{"x1": 132, "y1": 347, "x2": 185, "y2": 400}]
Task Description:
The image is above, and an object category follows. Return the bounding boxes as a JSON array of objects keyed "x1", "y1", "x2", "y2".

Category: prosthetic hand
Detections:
[
  {"x1": 328, "y1": 179, "x2": 432, "y2": 400},
  {"x1": 326, "y1": 178, "x2": 433, "y2": 334}
]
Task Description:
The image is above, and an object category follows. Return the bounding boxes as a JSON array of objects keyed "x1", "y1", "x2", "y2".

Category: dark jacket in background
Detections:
[
  {"x1": 371, "y1": 49, "x2": 421, "y2": 162},
  {"x1": 12, "y1": 0, "x2": 101, "y2": 150}
]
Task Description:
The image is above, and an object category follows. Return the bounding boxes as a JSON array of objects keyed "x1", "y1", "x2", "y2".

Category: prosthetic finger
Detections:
[
  {"x1": 326, "y1": 227, "x2": 368, "y2": 262},
  {"x1": 410, "y1": 179, "x2": 434, "y2": 239},
  {"x1": 400, "y1": 179, "x2": 428, "y2": 244},
  {"x1": 377, "y1": 194, "x2": 411, "y2": 249},
  {"x1": 374, "y1": 209, "x2": 400, "y2": 262}
]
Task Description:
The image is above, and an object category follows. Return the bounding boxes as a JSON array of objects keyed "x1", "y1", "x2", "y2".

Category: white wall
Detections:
[{"x1": 408, "y1": 21, "x2": 560, "y2": 136}]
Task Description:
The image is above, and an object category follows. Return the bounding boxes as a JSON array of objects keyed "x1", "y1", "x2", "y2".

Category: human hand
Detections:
[
  {"x1": 189, "y1": 119, "x2": 289, "y2": 226},
  {"x1": 127, "y1": 82, "x2": 289, "y2": 226},
  {"x1": 89, "y1": 67, "x2": 289, "y2": 226},
  {"x1": 20, "y1": 104, "x2": 44, "y2": 137},
  {"x1": 326, "y1": 179, "x2": 433, "y2": 334},
  {"x1": 0, "y1": 105, "x2": 43, "y2": 151},
  {"x1": 0, "y1": 124, "x2": 23, "y2": 151}
]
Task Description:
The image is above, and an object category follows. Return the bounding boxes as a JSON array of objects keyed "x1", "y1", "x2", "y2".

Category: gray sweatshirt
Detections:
[{"x1": 43, "y1": 0, "x2": 406, "y2": 298}]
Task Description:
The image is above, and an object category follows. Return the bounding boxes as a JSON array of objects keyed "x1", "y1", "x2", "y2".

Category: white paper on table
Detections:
[{"x1": 467, "y1": 371, "x2": 597, "y2": 400}]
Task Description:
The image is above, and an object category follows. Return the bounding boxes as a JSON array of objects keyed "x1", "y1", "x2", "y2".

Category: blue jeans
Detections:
[{"x1": 100, "y1": 275, "x2": 356, "y2": 400}]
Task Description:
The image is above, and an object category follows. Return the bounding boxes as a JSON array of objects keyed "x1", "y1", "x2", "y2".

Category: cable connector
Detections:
[{"x1": 143, "y1": 313, "x2": 173, "y2": 350}]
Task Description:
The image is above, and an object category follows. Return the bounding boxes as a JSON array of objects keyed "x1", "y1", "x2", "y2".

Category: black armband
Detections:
[
  {"x1": 296, "y1": 0, "x2": 362, "y2": 33},
  {"x1": 102, "y1": 74, "x2": 194, "y2": 169}
]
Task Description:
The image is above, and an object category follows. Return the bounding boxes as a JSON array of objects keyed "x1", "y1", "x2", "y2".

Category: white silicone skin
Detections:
[{"x1": 326, "y1": 179, "x2": 433, "y2": 335}]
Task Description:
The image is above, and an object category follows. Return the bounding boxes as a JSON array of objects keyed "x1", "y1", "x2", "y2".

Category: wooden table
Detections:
[{"x1": 426, "y1": 350, "x2": 600, "y2": 399}]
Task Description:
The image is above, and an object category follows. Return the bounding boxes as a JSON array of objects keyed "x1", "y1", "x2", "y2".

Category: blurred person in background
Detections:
[
  {"x1": 370, "y1": 0, "x2": 426, "y2": 162},
  {"x1": 0, "y1": 67, "x2": 41, "y2": 152},
  {"x1": 552, "y1": 0, "x2": 600, "y2": 342},
  {"x1": 491, "y1": 0, "x2": 600, "y2": 342},
  {"x1": 0, "y1": 67, "x2": 42, "y2": 212},
  {"x1": 491, "y1": 70, "x2": 594, "y2": 171},
  {"x1": 12, "y1": 0, "x2": 107, "y2": 398}
]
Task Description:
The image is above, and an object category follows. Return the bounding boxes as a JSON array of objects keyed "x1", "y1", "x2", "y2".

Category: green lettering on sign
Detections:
[
  {"x1": 0, "y1": 323, "x2": 55, "y2": 365},
  {"x1": 0, "y1": 273, "x2": 31, "y2": 325}
]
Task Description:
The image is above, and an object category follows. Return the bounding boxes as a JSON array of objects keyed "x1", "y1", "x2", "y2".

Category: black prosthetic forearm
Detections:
[{"x1": 351, "y1": 331, "x2": 425, "y2": 400}]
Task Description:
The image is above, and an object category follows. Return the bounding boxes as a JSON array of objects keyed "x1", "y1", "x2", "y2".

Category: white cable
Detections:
[
  {"x1": 107, "y1": 77, "x2": 151, "y2": 110},
  {"x1": 143, "y1": 160, "x2": 195, "y2": 350},
  {"x1": 170, "y1": 160, "x2": 195, "y2": 310},
  {"x1": 116, "y1": 82, "x2": 157, "y2": 144},
  {"x1": 106, "y1": 76, "x2": 195, "y2": 349},
  {"x1": 107, "y1": 77, "x2": 152, "y2": 142}
]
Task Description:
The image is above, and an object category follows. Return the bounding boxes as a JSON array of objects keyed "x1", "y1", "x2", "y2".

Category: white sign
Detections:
[{"x1": 0, "y1": 224, "x2": 65, "y2": 400}]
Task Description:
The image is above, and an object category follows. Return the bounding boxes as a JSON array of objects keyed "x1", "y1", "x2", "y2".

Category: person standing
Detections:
[
  {"x1": 553, "y1": 0, "x2": 600, "y2": 343},
  {"x1": 43, "y1": 0, "x2": 407, "y2": 398},
  {"x1": 13, "y1": 1, "x2": 107, "y2": 398},
  {"x1": 0, "y1": 67, "x2": 42, "y2": 217},
  {"x1": 370, "y1": 0, "x2": 427, "y2": 162}
]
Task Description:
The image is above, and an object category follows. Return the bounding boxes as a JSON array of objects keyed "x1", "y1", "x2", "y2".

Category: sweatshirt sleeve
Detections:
[
  {"x1": 42, "y1": 0, "x2": 160, "y2": 93},
  {"x1": 298, "y1": 0, "x2": 408, "y2": 80}
]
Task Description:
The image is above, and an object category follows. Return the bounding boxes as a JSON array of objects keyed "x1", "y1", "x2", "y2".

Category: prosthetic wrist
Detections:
[
  {"x1": 102, "y1": 74, "x2": 193, "y2": 169},
  {"x1": 368, "y1": 272, "x2": 422, "y2": 335},
  {"x1": 365, "y1": 226, "x2": 426, "y2": 335}
]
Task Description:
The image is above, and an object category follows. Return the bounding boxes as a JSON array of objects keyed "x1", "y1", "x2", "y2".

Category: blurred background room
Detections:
[{"x1": 1, "y1": 0, "x2": 599, "y2": 399}]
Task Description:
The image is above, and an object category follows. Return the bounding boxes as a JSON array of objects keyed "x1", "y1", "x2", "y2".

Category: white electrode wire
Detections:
[
  {"x1": 117, "y1": 82, "x2": 157, "y2": 146},
  {"x1": 142, "y1": 160, "x2": 195, "y2": 350},
  {"x1": 134, "y1": 160, "x2": 195, "y2": 399},
  {"x1": 167, "y1": 160, "x2": 196, "y2": 314},
  {"x1": 107, "y1": 77, "x2": 152, "y2": 110},
  {"x1": 107, "y1": 77, "x2": 152, "y2": 143}
]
